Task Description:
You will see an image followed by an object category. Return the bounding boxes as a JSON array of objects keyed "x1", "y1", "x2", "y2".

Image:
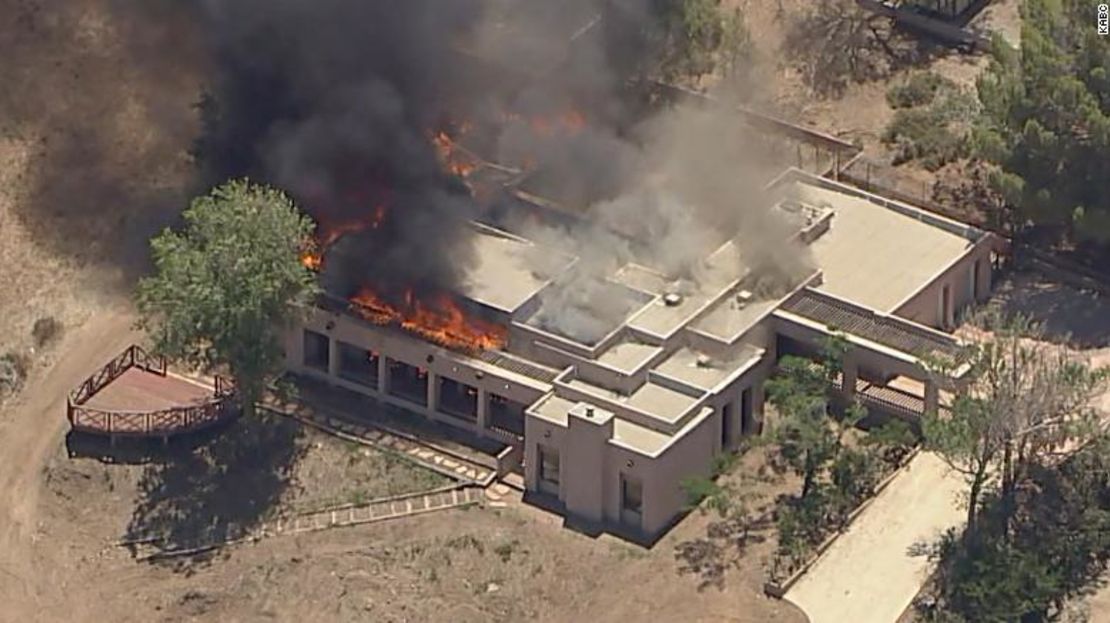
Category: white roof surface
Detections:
[{"x1": 793, "y1": 182, "x2": 974, "y2": 311}]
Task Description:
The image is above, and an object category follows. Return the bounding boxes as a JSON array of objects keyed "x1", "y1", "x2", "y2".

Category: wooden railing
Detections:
[
  {"x1": 66, "y1": 345, "x2": 238, "y2": 437},
  {"x1": 68, "y1": 345, "x2": 166, "y2": 406},
  {"x1": 68, "y1": 400, "x2": 235, "y2": 437}
]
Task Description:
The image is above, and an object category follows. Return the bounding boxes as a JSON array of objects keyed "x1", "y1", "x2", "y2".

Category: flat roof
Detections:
[
  {"x1": 653, "y1": 344, "x2": 765, "y2": 392},
  {"x1": 527, "y1": 393, "x2": 676, "y2": 455},
  {"x1": 623, "y1": 240, "x2": 746, "y2": 339},
  {"x1": 690, "y1": 294, "x2": 778, "y2": 343},
  {"x1": 529, "y1": 393, "x2": 578, "y2": 426},
  {"x1": 790, "y1": 181, "x2": 974, "y2": 311},
  {"x1": 564, "y1": 378, "x2": 700, "y2": 425},
  {"x1": 459, "y1": 225, "x2": 573, "y2": 315},
  {"x1": 612, "y1": 418, "x2": 671, "y2": 455},
  {"x1": 596, "y1": 339, "x2": 662, "y2": 373}
]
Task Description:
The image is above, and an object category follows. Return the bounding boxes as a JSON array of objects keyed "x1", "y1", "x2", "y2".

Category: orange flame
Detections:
[
  {"x1": 351, "y1": 287, "x2": 507, "y2": 352},
  {"x1": 300, "y1": 207, "x2": 389, "y2": 271},
  {"x1": 431, "y1": 130, "x2": 478, "y2": 179}
]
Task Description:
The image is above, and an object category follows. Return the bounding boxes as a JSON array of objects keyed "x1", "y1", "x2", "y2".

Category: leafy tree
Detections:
[
  {"x1": 974, "y1": 0, "x2": 1110, "y2": 244},
  {"x1": 784, "y1": 0, "x2": 910, "y2": 97},
  {"x1": 829, "y1": 445, "x2": 879, "y2": 519},
  {"x1": 136, "y1": 179, "x2": 319, "y2": 417},
  {"x1": 862, "y1": 418, "x2": 918, "y2": 465},
  {"x1": 926, "y1": 439, "x2": 1110, "y2": 621},
  {"x1": 922, "y1": 310, "x2": 1109, "y2": 529},
  {"x1": 766, "y1": 337, "x2": 863, "y2": 499},
  {"x1": 653, "y1": 0, "x2": 752, "y2": 84}
]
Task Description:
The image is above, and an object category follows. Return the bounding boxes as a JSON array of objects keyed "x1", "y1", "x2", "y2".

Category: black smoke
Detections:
[{"x1": 191, "y1": 0, "x2": 661, "y2": 302}]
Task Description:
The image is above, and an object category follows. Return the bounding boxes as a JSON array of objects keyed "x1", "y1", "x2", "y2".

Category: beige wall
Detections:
[
  {"x1": 893, "y1": 239, "x2": 994, "y2": 329},
  {"x1": 524, "y1": 405, "x2": 721, "y2": 538},
  {"x1": 289, "y1": 310, "x2": 549, "y2": 441}
]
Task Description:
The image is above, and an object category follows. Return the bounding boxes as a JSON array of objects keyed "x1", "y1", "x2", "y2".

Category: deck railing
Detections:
[
  {"x1": 67, "y1": 345, "x2": 237, "y2": 437},
  {"x1": 68, "y1": 345, "x2": 166, "y2": 406}
]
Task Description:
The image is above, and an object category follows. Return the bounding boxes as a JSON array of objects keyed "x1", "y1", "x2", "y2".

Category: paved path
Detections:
[{"x1": 785, "y1": 453, "x2": 966, "y2": 623}]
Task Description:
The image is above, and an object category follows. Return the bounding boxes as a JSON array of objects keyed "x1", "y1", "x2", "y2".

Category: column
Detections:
[
  {"x1": 378, "y1": 356, "x2": 390, "y2": 395},
  {"x1": 840, "y1": 354, "x2": 859, "y2": 402},
  {"x1": 565, "y1": 404, "x2": 614, "y2": 528},
  {"x1": 327, "y1": 337, "x2": 339, "y2": 377},
  {"x1": 476, "y1": 388, "x2": 490, "y2": 432},
  {"x1": 924, "y1": 380, "x2": 939, "y2": 415},
  {"x1": 427, "y1": 370, "x2": 439, "y2": 412}
]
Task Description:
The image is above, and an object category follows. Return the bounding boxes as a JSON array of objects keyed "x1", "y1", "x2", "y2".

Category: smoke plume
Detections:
[
  {"x1": 190, "y1": 0, "x2": 811, "y2": 343},
  {"x1": 191, "y1": 0, "x2": 660, "y2": 301}
]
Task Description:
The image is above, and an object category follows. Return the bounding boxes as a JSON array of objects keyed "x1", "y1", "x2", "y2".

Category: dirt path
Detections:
[
  {"x1": 0, "y1": 307, "x2": 138, "y2": 618},
  {"x1": 784, "y1": 452, "x2": 966, "y2": 623}
]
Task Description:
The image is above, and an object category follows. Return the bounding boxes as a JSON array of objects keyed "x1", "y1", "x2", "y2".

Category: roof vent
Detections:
[
  {"x1": 695, "y1": 354, "x2": 713, "y2": 368},
  {"x1": 733, "y1": 289, "x2": 753, "y2": 310},
  {"x1": 663, "y1": 292, "x2": 683, "y2": 307}
]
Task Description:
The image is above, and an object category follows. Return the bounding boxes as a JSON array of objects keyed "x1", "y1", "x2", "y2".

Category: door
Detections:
[{"x1": 620, "y1": 474, "x2": 643, "y2": 531}]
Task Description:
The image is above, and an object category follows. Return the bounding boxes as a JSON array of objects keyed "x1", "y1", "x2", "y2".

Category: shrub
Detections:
[
  {"x1": 883, "y1": 77, "x2": 978, "y2": 170},
  {"x1": 0, "y1": 352, "x2": 30, "y2": 398},
  {"x1": 31, "y1": 316, "x2": 63, "y2": 348},
  {"x1": 887, "y1": 72, "x2": 952, "y2": 109}
]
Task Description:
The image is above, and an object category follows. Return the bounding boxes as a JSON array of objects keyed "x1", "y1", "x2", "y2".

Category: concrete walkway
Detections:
[{"x1": 784, "y1": 452, "x2": 967, "y2": 623}]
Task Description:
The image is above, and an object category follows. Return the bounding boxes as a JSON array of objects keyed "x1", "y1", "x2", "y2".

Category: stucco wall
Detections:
[{"x1": 892, "y1": 239, "x2": 994, "y2": 329}]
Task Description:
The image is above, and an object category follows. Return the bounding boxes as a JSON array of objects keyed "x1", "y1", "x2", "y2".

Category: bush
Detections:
[
  {"x1": 887, "y1": 72, "x2": 952, "y2": 109},
  {"x1": 883, "y1": 77, "x2": 978, "y2": 170},
  {"x1": 32, "y1": 316, "x2": 63, "y2": 349},
  {"x1": 829, "y1": 448, "x2": 879, "y2": 518},
  {"x1": 774, "y1": 487, "x2": 833, "y2": 578},
  {"x1": 0, "y1": 352, "x2": 30, "y2": 398}
]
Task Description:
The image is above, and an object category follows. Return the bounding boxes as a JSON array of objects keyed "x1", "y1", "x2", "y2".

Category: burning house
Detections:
[
  {"x1": 195, "y1": 0, "x2": 1004, "y2": 540},
  {"x1": 290, "y1": 165, "x2": 1002, "y2": 540}
]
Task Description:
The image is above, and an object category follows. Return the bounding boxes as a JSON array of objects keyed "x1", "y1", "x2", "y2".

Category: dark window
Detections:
[
  {"x1": 538, "y1": 445, "x2": 560, "y2": 495},
  {"x1": 337, "y1": 341, "x2": 378, "y2": 388},
  {"x1": 303, "y1": 330, "x2": 330, "y2": 372},
  {"x1": 740, "y1": 387, "x2": 755, "y2": 435},
  {"x1": 621, "y1": 475, "x2": 643, "y2": 516},
  {"x1": 387, "y1": 359, "x2": 428, "y2": 406},
  {"x1": 721, "y1": 402, "x2": 733, "y2": 447},
  {"x1": 438, "y1": 376, "x2": 478, "y2": 421},
  {"x1": 489, "y1": 393, "x2": 526, "y2": 436}
]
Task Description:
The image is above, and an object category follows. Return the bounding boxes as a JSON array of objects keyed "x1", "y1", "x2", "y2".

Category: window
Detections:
[
  {"x1": 971, "y1": 259, "x2": 981, "y2": 301},
  {"x1": 538, "y1": 445, "x2": 560, "y2": 495},
  {"x1": 740, "y1": 387, "x2": 755, "y2": 435},
  {"x1": 337, "y1": 341, "x2": 378, "y2": 388},
  {"x1": 303, "y1": 330, "x2": 330, "y2": 372},
  {"x1": 720, "y1": 402, "x2": 733, "y2": 448},
  {"x1": 940, "y1": 284, "x2": 952, "y2": 329}
]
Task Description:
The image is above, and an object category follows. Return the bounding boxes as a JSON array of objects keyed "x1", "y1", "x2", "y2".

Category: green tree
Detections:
[
  {"x1": 922, "y1": 311, "x2": 1109, "y2": 529},
  {"x1": 766, "y1": 337, "x2": 863, "y2": 499},
  {"x1": 974, "y1": 0, "x2": 1110, "y2": 244},
  {"x1": 654, "y1": 0, "x2": 752, "y2": 83},
  {"x1": 927, "y1": 439, "x2": 1110, "y2": 621},
  {"x1": 136, "y1": 179, "x2": 319, "y2": 417}
]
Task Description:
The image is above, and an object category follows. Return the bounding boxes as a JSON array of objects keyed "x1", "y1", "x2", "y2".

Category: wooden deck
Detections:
[
  {"x1": 82, "y1": 368, "x2": 213, "y2": 413},
  {"x1": 67, "y1": 345, "x2": 236, "y2": 437}
]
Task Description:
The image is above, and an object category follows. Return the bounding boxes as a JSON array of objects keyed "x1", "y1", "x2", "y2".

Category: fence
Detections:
[{"x1": 67, "y1": 345, "x2": 237, "y2": 438}]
